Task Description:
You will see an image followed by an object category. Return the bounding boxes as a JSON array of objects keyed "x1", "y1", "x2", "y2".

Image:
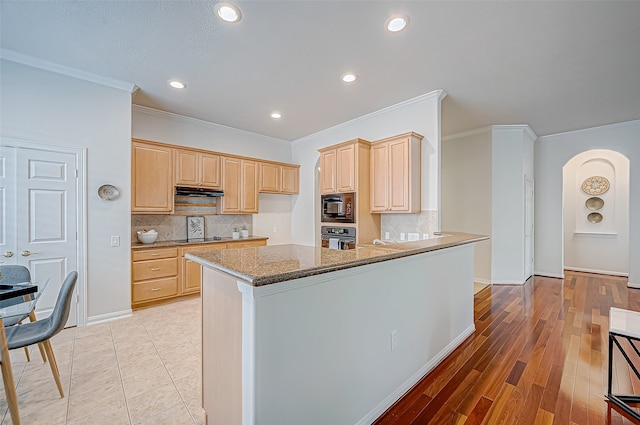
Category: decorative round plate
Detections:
[
  {"x1": 98, "y1": 184, "x2": 120, "y2": 200},
  {"x1": 581, "y1": 176, "x2": 610, "y2": 195},
  {"x1": 587, "y1": 212, "x2": 603, "y2": 223},
  {"x1": 585, "y1": 197, "x2": 604, "y2": 211}
]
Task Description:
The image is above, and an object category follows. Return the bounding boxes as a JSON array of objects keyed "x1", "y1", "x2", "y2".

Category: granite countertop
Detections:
[
  {"x1": 131, "y1": 235, "x2": 268, "y2": 250},
  {"x1": 186, "y1": 232, "x2": 488, "y2": 286}
]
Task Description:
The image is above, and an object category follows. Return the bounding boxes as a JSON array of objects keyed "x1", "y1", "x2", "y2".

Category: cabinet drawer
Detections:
[
  {"x1": 132, "y1": 248, "x2": 178, "y2": 261},
  {"x1": 227, "y1": 240, "x2": 266, "y2": 249},
  {"x1": 132, "y1": 277, "x2": 178, "y2": 303},
  {"x1": 132, "y1": 258, "x2": 178, "y2": 281}
]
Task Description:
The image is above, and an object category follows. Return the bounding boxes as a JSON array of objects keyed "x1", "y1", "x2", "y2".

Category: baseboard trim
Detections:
[
  {"x1": 356, "y1": 324, "x2": 476, "y2": 425},
  {"x1": 564, "y1": 267, "x2": 628, "y2": 277},
  {"x1": 474, "y1": 278, "x2": 492, "y2": 285},
  {"x1": 87, "y1": 309, "x2": 133, "y2": 326},
  {"x1": 534, "y1": 271, "x2": 565, "y2": 279}
]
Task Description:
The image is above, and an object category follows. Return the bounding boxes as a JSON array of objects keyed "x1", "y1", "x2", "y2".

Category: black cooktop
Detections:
[{"x1": 174, "y1": 236, "x2": 223, "y2": 243}]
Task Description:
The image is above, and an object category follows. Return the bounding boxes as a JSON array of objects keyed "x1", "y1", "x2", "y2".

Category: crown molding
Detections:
[
  {"x1": 292, "y1": 89, "x2": 447, "y2": 146},
  {"x1": 132, "y1": 105, "x2": 291, "y2": 146},
  {"x1": 0, "y1": 48, "x2": 138, "y2": 93},
  {"x1": 443, "y1": 124, "x2": 537, "y2": 142},
  {"x1": 491, "y1": 125, "x2": 537, "y2": 141},
  {"x1": 442, "y1": 126, "x2": 493, "y2": 142}
]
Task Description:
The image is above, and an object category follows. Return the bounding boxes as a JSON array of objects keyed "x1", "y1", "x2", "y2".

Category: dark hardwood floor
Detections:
[{"x1": 374, "y1": 271, "x2": 640, "y2": 425}]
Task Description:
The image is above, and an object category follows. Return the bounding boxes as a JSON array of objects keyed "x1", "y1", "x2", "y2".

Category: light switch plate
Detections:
[{"x1": 408, "y1": 233, "x2": 419, "y2": 241}]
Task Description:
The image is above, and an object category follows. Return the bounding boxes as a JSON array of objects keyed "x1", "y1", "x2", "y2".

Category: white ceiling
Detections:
[{"x1": 1, "y1": 1, "x2": 639, "y2": 141}]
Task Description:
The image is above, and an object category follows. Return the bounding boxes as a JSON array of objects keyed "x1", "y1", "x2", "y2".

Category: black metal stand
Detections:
[{"x1": 607, "y1": 331, "x2": 640, "y2": 422}]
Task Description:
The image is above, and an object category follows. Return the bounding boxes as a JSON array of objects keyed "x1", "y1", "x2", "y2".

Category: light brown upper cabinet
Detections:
[
  {"x1": 370, "y1": 132, "x2": 423, "y2": 213},
  {"x1": 259, "y1": 162, "x2": 300, "y2": 194},
  {"x1": 175, "y1": 149, "x2": 221, "y2": 188},
  {"x1": 221, "y1": 157, "x2": 259, "y2": 214},
  {"x1": 132, "y1": 140, "x2": 174, "y2": 213},
  {"x1": 280, "y1": 164, "x2": 299, "y2": 194},
  {"x1": 318, "y1": 139, "x2": 369, "y2": 194}
]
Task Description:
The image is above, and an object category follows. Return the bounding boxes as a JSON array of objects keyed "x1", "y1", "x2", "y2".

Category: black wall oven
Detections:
[{"x1": 321, "y1": 193, "x2": 355, "y2": 223}]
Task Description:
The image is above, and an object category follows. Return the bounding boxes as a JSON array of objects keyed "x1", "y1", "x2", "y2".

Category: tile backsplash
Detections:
[
  {"x1": 132, "y1": 215, "x2": 251, "y2": 242},
  {"x1": 380, "y1": 210, "x2": 438, "y2": 241}
]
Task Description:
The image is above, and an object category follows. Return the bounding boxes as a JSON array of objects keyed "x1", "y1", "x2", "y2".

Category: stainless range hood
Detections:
[{"x1": 175, "y1": 186, "x2": 224, "y2": 197}]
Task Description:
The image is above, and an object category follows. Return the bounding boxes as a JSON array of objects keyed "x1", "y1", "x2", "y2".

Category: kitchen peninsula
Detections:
[{"x1": 187, "y1": 232, "x2": 487, "y2": 425}]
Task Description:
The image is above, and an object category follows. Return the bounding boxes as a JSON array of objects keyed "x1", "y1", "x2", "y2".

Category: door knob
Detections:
[
  {"x1": 2, "y1": 251, "x2": 13, "y2": 258},
  {"x1": 20, "y1": 250, "x2": 39, "y2": 257}
]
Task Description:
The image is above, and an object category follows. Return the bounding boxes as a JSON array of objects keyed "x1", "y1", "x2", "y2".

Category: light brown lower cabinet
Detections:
[{"x1": 132, "y1": 239, "x2": 267, "y2": 308}]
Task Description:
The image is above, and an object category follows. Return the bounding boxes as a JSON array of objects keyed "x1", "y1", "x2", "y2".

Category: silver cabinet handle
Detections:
[
  {"x1": 21, "y1": 250, "x2": 39, "y2": 257},
  {"x1": 150, "y1": 267, "x2": 162, "y2": 271},
  {"x1": 150, "y1": 288, "x2": 161, "y2": 291},
  {"x1": 150, "y1": 253, "x2": 160, "y2": 256},
  {"x1": 2, "y1": 251, "x2": 13, "y2": 258}
]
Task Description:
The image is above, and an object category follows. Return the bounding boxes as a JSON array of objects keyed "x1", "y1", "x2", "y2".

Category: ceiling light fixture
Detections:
[
  {"x1": 386, "y1": 16, "x2": 409, "y2": 32},
  {"x1": 215, "y1": 2, "x2": 242, "y2": 23},
  {"x1": 342, "y1": 73, "x2": 357, "y2": 83},
  {"x1": 169, "y1": 80, "x2": 186, "y2": 89},
  {"x1": 271, "y1": 112, "x2": 282, "y2": 119}
]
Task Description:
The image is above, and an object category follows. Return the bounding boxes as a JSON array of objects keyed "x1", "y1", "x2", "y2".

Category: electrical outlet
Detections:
[
  {"x1": 408, "y1": 232, "x2": 419, "y2": 241},
  {"x1": 391, "y1": 330, "x2": 398, "y2": 351},
  {"x1": 384, "y1": 232, "x2": 390, "y2": 240},
  {"x1": 400, "y1": 233, "x2": 405, "y2": 241},
  {"x1": 273, "y1": 226, "x2": 277, "y2": 233},
  {"x1": 110, "y1": 236, "x2": 120, "y2": 247},
  {"x1": 423, "y1": 233, "x2": 429, "y2": 239}
]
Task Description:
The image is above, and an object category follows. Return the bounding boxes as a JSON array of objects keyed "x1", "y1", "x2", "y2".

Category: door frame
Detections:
[{"x1": 2, "y1": 137, "x2": 87, "y2": 326}]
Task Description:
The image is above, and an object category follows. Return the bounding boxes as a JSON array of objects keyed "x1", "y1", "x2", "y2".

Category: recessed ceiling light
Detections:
[
  {"x1": 386, "y1": 16, "x2": 409, "y2": 32},
  {"x1": 215, "y1": 2, "x2": 242, "y2": 23},
  {"x1": 342, "y1": 73, "x2": 357, "y2": 83},
  {"x1": 169, "y1": 80, "x2": 186, "y2": 89},
  {"x1": 271, "y1": 112, "x2": 282, "y2": 119}
]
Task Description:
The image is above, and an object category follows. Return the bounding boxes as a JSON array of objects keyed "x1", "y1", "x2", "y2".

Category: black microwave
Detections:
[{"x1": 321, "y1": 193, "x2": 355, "y2": 223}]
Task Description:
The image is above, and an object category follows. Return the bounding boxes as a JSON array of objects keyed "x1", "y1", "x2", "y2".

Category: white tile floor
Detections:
[{"x1": 1, "y1": 297, "x2": 205, "y2": 425}]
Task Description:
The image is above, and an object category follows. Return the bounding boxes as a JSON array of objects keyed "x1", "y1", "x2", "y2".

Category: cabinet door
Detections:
[
  {"x1": 132, "y1": 142, "x2": 174, "y2": 212},
  {"x1": 201, "y1": 153, "x2": 221, "y2": 188},
  {"x1": 320, "y1": 149, "x2": 337, "y2": 194},
  {"x1": 281, "y1": 165, "x2": 299, "y2": 194},
  {"x1": 221, "y1": 157, "x2": 242, "y2": 213},
  {"x1": 336, "y1": 143, "x2": 356, "y2": 192},
  {"x1": 259, "y1": 162, "x2": 280, "y2": 193},
  {"x1": 241, "y1": 160, "x2": 259, "y2": 213},
  {"x1": 370, "y1": 142, "x2": 389, "y2": 212},
  {"x1": 175, "y1": 149, "x2": 199, "y2": 186},
  {"x1": 181, "y1": 244, "x2": 225, "y2": 293},
  {"x1": 389, "y1": 138, "x2": 410, "y2": 211}
]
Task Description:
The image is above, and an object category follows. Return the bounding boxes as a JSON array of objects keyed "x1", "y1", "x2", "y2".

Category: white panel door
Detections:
[
  {"x1": 0, "y1": 147, "x2": 17, "y2": 265},
  {"x1": 1, "y1": 145, "x2": 79, "y2": 326}
]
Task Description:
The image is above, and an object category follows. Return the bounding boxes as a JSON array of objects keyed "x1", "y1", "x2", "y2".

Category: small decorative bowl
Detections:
[{"x1": 137, "y1": 230, "x2": 158, "y2": 244}]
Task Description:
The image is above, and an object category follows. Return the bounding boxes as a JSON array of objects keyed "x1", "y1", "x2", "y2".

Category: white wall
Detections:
[
  {"x1": 441, "y1": 128, "x2": 493, "y2": 283},
  {"x1": 1, "y1": 59, "x2": 133, "y2": 322},
  {"x1": 491, "y1": 126, "x2": 536, "y2": 284},
  {"x1": 291, "y1": 91, "x2": 446, "y2": 246},
  {"x1": 535, "y1": 119, "x2": 640, "y2": 287},
  {"x1": 131, "y1": 106, "x2": 294, "y2": 244},
  {"x1": 563, "y1": 150, "x2": 629, "y2": 275}
]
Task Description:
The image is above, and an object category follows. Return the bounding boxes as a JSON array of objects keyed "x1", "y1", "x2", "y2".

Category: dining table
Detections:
[{"x1": 0, "y1": 281, "x2": 38, "y2": 425}]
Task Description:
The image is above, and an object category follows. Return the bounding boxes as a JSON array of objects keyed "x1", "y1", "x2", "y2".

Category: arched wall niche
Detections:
[{"x1": 562, "y1": 149, "x2": 629, "y2": 276}]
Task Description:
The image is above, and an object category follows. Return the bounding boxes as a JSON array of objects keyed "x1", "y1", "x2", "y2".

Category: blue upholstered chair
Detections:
[
  {"x1": 4, "y1": 271, "x2": 78, "y2": 398},
  {"x1": 0, "y1": 265, "x2": 47, "y2": 362}
]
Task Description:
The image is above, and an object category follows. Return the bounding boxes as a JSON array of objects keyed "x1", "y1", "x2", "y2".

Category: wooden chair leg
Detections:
[
  {"x1": 37, "y1": 342, "x2": 47, "y2": 362},
  {"x1": 42, "y1": 339, "x2": 64, "y2": 398},
  {"x1": 28, "y1": 311, "x2": 47, "y2": 362},
  {"x1": 1, "y1": 323, "x2": 21, "y2": 425},
  {"x1": 23, "y1": 346, "x2": 30, "y2": 362}
]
